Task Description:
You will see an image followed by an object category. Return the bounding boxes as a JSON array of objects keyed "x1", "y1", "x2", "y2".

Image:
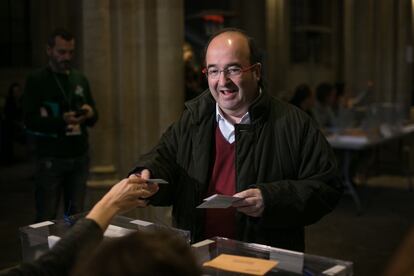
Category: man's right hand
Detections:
[
  {"x1": 63, "y1": 111, "x2": 83, "y2": 124},
  {"x1": 128, "y1": 169, "x2": 159, "y2": 199},
  {"x1": 86, "y1": 176, "x2": 157, "y2": 231},
  {"x1": 63, "y1": 106, "x2": 93, "y2": 125}
]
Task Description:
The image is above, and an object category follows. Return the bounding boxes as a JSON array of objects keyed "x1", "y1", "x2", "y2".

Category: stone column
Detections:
[
  {"x1": 343, "y1": 0, "x2": 356, "y2": 94},
  {"x1": 81, "y1": 0, "x2": 184, "y2": 225},
  {"x1": 395, "y1": 0, "x2": 412, "y2": 112},
  {"x1": 81, "y1": 0, "x2": 118, "y2": 207},
  {"x1": 157, "y1": 0, "x2": 184, "y2": 132},
  {"x1": 265, "y1": 0, "x2": 289, "y2": 97}
]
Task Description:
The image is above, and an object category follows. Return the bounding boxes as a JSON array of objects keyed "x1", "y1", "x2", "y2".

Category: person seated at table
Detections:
[
  {"x1": 1, "y1": 175, "x2": 200, "y2": 276},
  {"x1": 73, "y1": 228, "x2": 201, "y2": 276},
  {"x1": 313, "y1": 82, "x2": 337, "y2": 129},
  {"x1": 289, "y1": 83, "x2": 315, "y2": 118}
]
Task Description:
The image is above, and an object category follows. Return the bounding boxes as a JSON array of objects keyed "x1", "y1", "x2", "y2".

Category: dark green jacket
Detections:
[
  {"x1": 23, "y1": 67, "x2": 98, "y2": 158},
  {"x1": 133, "y1": 90, "x2": 343, "y2": 251},
  {"x1": 1, "y1": 219, "x2": 102, "y2": 276}
]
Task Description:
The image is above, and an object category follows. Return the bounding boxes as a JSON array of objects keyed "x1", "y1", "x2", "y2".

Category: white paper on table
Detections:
[
  {"x1": 104, "y1": 224, "x2": 135, "y2": 238},
  {"x1": 29, "y1": 221, "x2": 54, "y2": 228},
  {"x1": 196, "y1": 194, "x2": 242, "y2": 208},
  {"x1": 322, "y1": 265, "x2": 346, "y2": 276},
  {"x1": 48, "y1": 235, "x2": 61, "y2": 249}
]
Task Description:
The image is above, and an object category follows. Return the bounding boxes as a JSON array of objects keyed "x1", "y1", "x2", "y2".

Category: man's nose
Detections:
[
  {"x1": 63, "y1": 52, "x2": 73, "y2": 60},
  {"x1": 218, "y1": 70, "x2": 230, "y2": 85}
]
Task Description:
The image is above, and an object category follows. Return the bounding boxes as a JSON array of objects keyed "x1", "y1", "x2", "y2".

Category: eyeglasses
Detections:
[{"x1": 202, "y1": 63, "x2": 258, "y2": 79}]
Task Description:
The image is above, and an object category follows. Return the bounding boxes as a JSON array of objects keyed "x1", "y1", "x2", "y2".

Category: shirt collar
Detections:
[{"x1": 215, "y1": 104, "x2": 251, "y2": 125}]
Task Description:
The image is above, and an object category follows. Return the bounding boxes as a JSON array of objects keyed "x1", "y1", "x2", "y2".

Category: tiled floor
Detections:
[{"x1": 1, "y1": 158, "x2": 413, "y2": 275}]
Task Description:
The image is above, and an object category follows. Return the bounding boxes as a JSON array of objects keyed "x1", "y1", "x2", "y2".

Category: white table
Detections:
[{"x1": 326, "y1": 124, "x2": 414, "y2": 214}]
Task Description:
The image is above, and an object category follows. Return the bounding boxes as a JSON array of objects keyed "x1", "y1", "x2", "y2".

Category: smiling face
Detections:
[{"x1": 205, "y1": 32, "x2": 261, "y2": 121}]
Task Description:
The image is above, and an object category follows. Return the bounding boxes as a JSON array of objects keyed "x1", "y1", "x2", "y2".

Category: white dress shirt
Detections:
[{"x1": 216, "y1": 104, "x2": 251, "y2": 144}]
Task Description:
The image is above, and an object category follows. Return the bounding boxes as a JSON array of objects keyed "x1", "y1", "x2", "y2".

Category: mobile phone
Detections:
[{"x1": 75, "y1": 109, "x2": 87, "y2": 117}]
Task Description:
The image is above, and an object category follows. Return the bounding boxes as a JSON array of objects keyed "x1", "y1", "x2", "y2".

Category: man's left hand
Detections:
[
  {"x1": 80, "y1": 104, "x2": 94, "y2": 119},
  {"x1": 232, "y1": 188, "x2": 264, "y2": 217}
]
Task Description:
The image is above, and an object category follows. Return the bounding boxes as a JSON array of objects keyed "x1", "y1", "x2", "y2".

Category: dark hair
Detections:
[
  {"x1": 290, "y1": 83, "x2": 312, "y2": 107},
  {"x1": 73, "y1": 230, "x2": 201, "y2": 276},
  {"x1": 335, "y1": 82, "x2": 345, "y2": 98},
  {"x1": 202, "y1": 28, "x2": 263, "y2": 87},
  {"x1": 316, "y1": 82, "x2": 334, "y2": 104},
  {"x1": 7, "y1": 82, "x2": 20, "y2": 97},
  {"x1": 47, "y1": 28, "x2": 74, "y2": 47}
]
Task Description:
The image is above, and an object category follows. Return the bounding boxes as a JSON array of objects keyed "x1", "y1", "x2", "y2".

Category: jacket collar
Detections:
[{"x1": 185, "y1": 88, "x2": 271, "y2": 125}]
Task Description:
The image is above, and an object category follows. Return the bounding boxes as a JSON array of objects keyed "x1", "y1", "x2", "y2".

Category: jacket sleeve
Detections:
[
  {"x1": 2, "y1": 219, "x2": 103, "y2": 276},
  {"x1": 256, "y1": 113, "x2": 343, "y2": 228},
  {"x1": 22, "y1": 74, "x2": 66, "y2": 134},
  {"x1": 130, "y1": 115, "x2": 187, "y2": 206},
  {"x1": 82, "y1": 78, "x2": 98, "y2": 128}
]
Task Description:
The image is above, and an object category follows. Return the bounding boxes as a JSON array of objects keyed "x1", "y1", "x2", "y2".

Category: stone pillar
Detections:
[
  {"x1": 343, "y1": 0, "x2": 356, "y2": 94},
  {"x1": 81, "y1": 0, "x2": 184, "y2": 224},
  {"x1": 157, "y1": 0, "x2": 184, "y2": 132},
  {"x1": 81, "y1": 0, "x2": 118, "y2": 209},
  {"x1": 265, "y1": 0, "x2": 289, "y2": 97},
  {"x1": 82, "y1": 0, "x2": 117, "y2": 175},
  {"x1": 395, "y1": 0, "x2": 412, "y2": 113},
  {"x1": 344, "y1": 0, "x2": 411, "y2": 107},
  {"x1": 375, "y1": 0, "x2": 394, "y2": 102}
]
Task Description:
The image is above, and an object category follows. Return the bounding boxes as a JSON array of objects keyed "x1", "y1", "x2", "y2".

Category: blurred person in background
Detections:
[
  {"x1": 313, "y1": 82, "x2": 336, "y2": 129},
  {"x1": 183, "y1": 42, "x2": 204, "y2": 102},
  {"x1": 1, "y1": 83, "x2": 25, "y2": 165},
  {"x1": 289, "y1": 83, "x2": 315, "y2": 119},
  {"x1": 23, "y1": 28, "x2": 98, "y2": 222}
]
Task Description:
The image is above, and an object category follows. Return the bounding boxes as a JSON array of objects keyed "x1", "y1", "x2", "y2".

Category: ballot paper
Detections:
[
  {"x1": 145, "y1": 178, "x2": 169, "y2": 184},
  {"x1": 203, "y1": 254, "x2": 278, "y2": 275},
  {"x1": 104, "y1": 224, "x2": 135, "y2": 238},
  {"x1": 196, "y1": 194, "x2": 242, "y2": 208}
]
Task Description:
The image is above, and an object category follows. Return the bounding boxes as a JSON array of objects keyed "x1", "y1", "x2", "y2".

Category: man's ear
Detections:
[
  {"x1": 254, "y1": 63, "x2": 262, "y2": 81},
  {"x1": 46, "y1": 45, "x2": 52, "y2": 57}
]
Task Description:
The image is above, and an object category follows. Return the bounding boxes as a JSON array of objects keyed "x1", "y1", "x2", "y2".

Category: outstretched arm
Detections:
[{"x1": 2, "y1": 178, "x2": 155, "y2": 276}]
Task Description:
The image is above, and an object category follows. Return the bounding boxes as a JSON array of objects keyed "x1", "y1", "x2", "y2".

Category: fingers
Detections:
[
  {"x1": 236, "y1": 203, "x2": 264, "y2": 217},
  {"x1": 128, "y1": 173, "x2": 159, "y2": 195},
  {"x1": 232, "y1": 188, "x2": 264, "y2": 217},
  {"x1": 128, "y1": 174, "x2": 149, "y2": 184},
  {"x1": 63, "y1": 112, "x2": 76, "y2": 124},
  {"x1": 128, "y1": 170, "x2": 159, "y2": 195},
  {"x1": 80, "y1": 104, "x2": 94, "y2": 118},
  {"x1": 141, "y1": 169, "x2": 151, "y2": 179}
]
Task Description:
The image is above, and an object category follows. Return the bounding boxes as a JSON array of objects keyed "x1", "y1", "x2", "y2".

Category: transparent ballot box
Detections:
[
  {"x1": 19, "y1": 214, "x2": 190, "y2": 262},
  {"x1": 192, "y1": 237, "x2": 353, "y2": 276}
]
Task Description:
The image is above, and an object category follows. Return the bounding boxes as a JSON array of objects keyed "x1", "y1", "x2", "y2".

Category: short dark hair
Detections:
[
  {"x1": 202, "y1": 28, "x2": 263, "y2": 87},
  {"x1": 73, "y1": 229, "x2": 201, "y2": 276},
  {"x1": 47, "y1": 28, "x2": 74, "y2": 47},
  {"x1": 290, "y1": 83, "x2": 312, "y2": 107},
  {"x1": 8, "y1": 82, "x2": 20, "y2": 97},
  {"x1": 316, "y1": 82, "x2": 334, "y2": 104}
]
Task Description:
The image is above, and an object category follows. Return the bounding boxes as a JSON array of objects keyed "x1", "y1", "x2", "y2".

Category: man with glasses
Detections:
[{"x1": 130, "y1": 28, "x2": 342, "y2": 251}]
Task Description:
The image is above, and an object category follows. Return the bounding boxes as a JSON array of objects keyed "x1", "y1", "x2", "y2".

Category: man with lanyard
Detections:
[
  {"x1": 23, "y1": 28, "x2": 98, "y2": 222},
  {"x1": 129, "y1": 28, "x2": 342, "y2": 251}
]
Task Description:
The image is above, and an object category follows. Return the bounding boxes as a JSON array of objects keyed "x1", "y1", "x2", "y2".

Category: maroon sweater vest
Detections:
[{"x1": 204, "y1": 125, "x2": 236, "y2": 239}]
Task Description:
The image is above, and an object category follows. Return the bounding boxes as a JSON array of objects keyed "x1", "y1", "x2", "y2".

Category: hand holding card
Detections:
[
  {"x1": 145, "y1": 178, "x2": 169, "y2": 184},
  {"x1": 197, "y1": 194, "x2": 243, "y2": 208}
]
